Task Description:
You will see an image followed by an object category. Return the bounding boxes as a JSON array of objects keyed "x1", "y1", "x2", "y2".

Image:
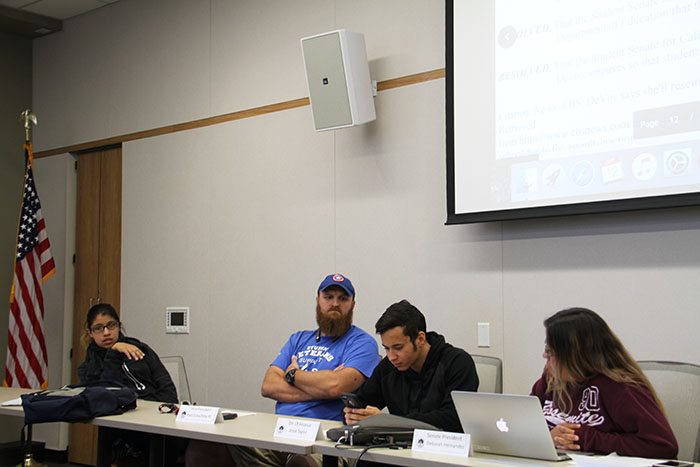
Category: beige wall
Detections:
[{"x1": 20, "y1": 0, "x2": 700, "y2": 449}]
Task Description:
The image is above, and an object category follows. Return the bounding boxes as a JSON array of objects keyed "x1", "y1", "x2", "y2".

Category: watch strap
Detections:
[{"x1": 285, "y1": 368, "x2": 297, "y2": 385}]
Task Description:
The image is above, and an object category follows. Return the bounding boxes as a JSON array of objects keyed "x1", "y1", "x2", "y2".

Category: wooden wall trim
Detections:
[{"x1": 34, "y1": 68, "x2": 446, "y2": 159}]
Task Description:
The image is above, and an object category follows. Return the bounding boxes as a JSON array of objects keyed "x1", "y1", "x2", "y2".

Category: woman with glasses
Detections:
[
  {"x1": 78, "y1": 303, "x2": 177, "y2": 404},
  {"x1": 531, "y1": 307, "x2": 678, "y2": 459}
]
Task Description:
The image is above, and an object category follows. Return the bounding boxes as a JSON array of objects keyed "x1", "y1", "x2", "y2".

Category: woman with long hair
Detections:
[
  {"x1": 531, "y1": 307, "x2": 678, "y2": 459},
  {"x1": 78, "y1": 303, "x2": 177, "y2": 403}
]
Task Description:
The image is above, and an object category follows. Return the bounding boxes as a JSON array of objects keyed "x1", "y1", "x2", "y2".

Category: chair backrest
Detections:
[
  {"x1": 160, "y1": 356, "x2": 192, "y2": 403},
  {"x1": 638, "y1": 360, "x2": 700, "y2": 462},
  {"x1": 472, "y1": 355, "x2": 503, "y2": 394}
]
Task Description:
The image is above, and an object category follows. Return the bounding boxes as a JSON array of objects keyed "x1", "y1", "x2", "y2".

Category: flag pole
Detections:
[{"x1": 15, "y1": 109, "x2": 46, "y2": 467}]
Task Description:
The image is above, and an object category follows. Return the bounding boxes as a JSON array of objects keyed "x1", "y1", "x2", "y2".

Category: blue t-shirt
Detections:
[{"x1": 271, "y1": 325, "x2": 378, "y2": 421}]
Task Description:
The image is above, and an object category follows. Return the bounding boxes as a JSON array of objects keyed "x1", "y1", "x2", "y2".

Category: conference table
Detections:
[
  {"x1": 0, "y1": 387, "x2": 692, "y2": 467},
  {"x1": 1, "y1": 387, "x2": 332, "y2": 466}
]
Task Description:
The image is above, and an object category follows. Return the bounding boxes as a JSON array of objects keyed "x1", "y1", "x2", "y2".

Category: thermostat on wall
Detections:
[{"x1": 166, "y1": 307, "x2": 190, "y2": 334}]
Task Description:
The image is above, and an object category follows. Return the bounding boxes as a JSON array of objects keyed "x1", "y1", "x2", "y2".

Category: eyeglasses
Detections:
[
  {"x1": 158, "y1": 402, "x2": 179, "y2": 414},
  {"x1": 90, "y1": 321, "x2": 119, "y2": 333},
  {"x1": 158, "y1": 401, "x2": 191, "y2": 414}
]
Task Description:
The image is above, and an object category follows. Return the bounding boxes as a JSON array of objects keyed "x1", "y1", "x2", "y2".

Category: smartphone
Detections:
[
  {"x1": 339, "y1": 392, "x2": 364, "y2": 409},
  {"x1": 652, "y1": 461, "x2": 693, "y2": 467}
]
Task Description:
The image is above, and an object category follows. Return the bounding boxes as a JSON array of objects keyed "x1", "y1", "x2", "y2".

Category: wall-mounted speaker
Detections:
[{"x1": 301, "y1": 29, "x2": 376, "y2": 131}]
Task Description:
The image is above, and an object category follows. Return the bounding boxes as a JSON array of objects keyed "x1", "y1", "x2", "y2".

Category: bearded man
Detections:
[
  {"x1": 221, "y1": 274, "x2": 378, "y2": 467},
  {"x1": 260, "y1": 273, "x2": 378, "y2": 420}
]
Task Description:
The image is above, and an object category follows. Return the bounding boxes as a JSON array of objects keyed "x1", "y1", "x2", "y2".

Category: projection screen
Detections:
[{"x1": 446, "y1": 0, "x2": 700, "y2": 223}]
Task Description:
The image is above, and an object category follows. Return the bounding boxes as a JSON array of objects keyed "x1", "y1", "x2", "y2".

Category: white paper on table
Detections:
[
  {"x1": 1, "y1": 398, "x2": 22, "y2": 406},
  {"x1": 569, "y1": 453, "x2": 661, "y2": 466}
]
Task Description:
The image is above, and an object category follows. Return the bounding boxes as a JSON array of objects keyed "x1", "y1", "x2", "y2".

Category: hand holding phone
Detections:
[{"x1": 340, "y1": 392, "x2": 364, "y2": 409}]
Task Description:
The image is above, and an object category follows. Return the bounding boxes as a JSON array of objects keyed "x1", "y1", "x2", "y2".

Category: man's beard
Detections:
[{"x1": 316, "y1": 304, "x2": 353, "y2": 338}]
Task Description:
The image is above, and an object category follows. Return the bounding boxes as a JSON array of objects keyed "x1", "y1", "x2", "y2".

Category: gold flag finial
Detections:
[{"x1": 19, "y1": 109, "x2": 38, "y2": 142}]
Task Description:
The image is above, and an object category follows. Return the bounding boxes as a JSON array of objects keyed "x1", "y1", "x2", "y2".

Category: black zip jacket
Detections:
[
  {"x1": 354, "y1": 331, "x2": 478, "y2": 433},
  {"x1": 77, "y1": 334, "x2": 178, "y2": 403}
]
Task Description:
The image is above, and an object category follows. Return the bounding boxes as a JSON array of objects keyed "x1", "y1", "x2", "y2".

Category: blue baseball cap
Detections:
[{"x1": 317, "y1": 274, "x2": 355, "y2": 298}]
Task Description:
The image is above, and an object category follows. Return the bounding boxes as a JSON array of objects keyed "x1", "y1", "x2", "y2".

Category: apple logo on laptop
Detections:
[{"x1": 496, "y1": 417, "x2": 509, "y2": 432}]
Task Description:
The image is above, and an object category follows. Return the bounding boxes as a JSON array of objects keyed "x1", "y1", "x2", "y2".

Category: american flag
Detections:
[{"x1": 3, "y1": 143, "x2": 55, "y2": 389}]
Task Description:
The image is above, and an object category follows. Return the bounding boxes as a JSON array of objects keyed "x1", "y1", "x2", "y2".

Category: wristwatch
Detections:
[{"x1": 285, "y1": 368, "x2": 297, "y2": 385}]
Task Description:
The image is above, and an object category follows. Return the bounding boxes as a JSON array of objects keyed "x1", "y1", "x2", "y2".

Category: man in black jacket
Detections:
[{"x1": 343, "y1": 299, "x2": 479, "y2": 433}]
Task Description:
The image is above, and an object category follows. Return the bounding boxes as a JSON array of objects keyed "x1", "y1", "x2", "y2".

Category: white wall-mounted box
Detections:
[{"x1": 301, "y1": 29, "x2": 376, "y2": 131}]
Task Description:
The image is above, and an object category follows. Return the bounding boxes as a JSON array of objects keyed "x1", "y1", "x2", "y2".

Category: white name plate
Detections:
[
  {"x1": 176, "y1": 405, "x2": 223, "y2": 424},
  {"x1": 273, "y1": 417, "x2": 321, "y2": 441},
  {"x1": 411, "y1": 429, "x2": 470, "y2": 457}
]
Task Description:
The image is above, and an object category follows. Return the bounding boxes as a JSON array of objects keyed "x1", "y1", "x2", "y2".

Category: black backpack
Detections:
[{"x1": 21, "y1": 381, "x2": 138, "y2": 424}]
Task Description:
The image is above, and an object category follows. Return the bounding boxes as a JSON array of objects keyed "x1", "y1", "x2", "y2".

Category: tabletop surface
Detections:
[
  {"x1": 1, "y1": 387, "x2": 332, "y2": 455},
  {"x1": 1, "y1": 387, "x2": 693, "y2": 467}
]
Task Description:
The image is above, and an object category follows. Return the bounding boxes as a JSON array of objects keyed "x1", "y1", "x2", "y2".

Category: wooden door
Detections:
[{"x1": 68, "y1": 147, "x2": 122, "y2": 466}]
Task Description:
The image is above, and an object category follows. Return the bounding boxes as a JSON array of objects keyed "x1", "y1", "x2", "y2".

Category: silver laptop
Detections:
[{"x1": 451, "y1": 391, "x2": 570, "y2": 461}]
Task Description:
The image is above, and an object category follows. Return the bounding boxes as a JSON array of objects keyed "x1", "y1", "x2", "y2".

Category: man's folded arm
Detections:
[
  {"x1": 289, "y1": 367, "x2": 366, "y2": 400},
  {"x1": 260, "y1": 365, "x2": 314, "y2": 403}
]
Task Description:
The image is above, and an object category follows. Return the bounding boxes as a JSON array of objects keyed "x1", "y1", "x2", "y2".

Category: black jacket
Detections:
[
  {"x1": 77, "y1": 334, "x2": 178, "y2": 403},
  {"x1": 354, "y1": 332, "x2": 478, "y2": 433}
]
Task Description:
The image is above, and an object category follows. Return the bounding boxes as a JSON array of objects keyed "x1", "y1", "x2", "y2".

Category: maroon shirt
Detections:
[{"x1": 531, "y1": 374, "x2": 678, "y2": 459}]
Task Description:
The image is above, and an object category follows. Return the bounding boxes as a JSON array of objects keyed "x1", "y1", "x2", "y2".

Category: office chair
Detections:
[
  {"x1": 638, "y1": 360, "x2": 700, "y2": 462},
  {"x1": 472, "y1": 355, "x2": 503, "y2": 393},
  {"x1": 161, "y1": 355, "x2": 192, "y2": 403}
]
